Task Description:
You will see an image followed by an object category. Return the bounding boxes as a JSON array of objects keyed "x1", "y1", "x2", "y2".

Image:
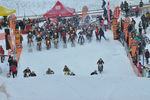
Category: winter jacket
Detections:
[
  {"x1": 26, "y1": 23, "x2": 30, "y2": 31},
  {"x1": 29, "y1": 73, "x2": 36, "y2": 77},
  {"x1": 137, "y1": 64, "x2": 142, "y2": 73},
  {"x1": 62, "y1": 32, "x2": 66, "y2": 37},
  {"x1": 95, "y1": 28, "x2": 99, "y2": 35},
  {"x1": 99, "y1": 28, "x2": 104, "y2": 36},
  {"x1": 145, "y1": 51, "x2": 150, "y2": 58},
  {"x1": 97, "y1": 60, "x2": 104, "y2": 65},
  {"x1": 8, "y1": 56, "x2": 13, "y2": 66},
  {"x1": 63, "y1": 67, "x2": 70, "y2": 72},
  {"x1": 10, "y1": 66, "x2": 17, "y2": 72},
  {"x1": 0, "y1": 49, "x2": 4, "y2": 55},
  {"x1": 135, "y1": 7, "x2": 139, "y2": 13}
]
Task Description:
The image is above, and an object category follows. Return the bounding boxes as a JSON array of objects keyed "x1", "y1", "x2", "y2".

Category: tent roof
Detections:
[
  {"x1": 43, "y1": 1, "x2": 75, "y2": 18},
  {"x1": 0, "y1": 6, "x2": 16, "y2": 16}
]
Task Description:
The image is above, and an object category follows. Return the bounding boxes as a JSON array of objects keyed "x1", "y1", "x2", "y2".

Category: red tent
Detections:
[{"x1": 43, "y1": 1, "x2": 75, "y2": 18}]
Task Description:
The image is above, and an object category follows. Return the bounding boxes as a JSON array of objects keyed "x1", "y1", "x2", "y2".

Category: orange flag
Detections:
[
  {"x1": 129, "y1": 32, "x2": 132, "y2": 48},
  {"x1": 131, "y1": 39, "x2": 137, "y2": 57}
]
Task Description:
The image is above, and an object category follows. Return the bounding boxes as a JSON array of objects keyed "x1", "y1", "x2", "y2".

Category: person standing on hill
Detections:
[
  {"x1": 145, "y1": 49, "x2": 150, "y2": 64},
  {"x1": 102, "y1": 0, "x2": 106, "y2": 9}
]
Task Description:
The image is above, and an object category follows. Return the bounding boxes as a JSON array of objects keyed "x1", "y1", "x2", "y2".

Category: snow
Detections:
[
  {"x1": 0, "y1": 0, "x2": 149, "y2": 16},
  {"x1": 0, "y1": 0, "x2": 150, "y2": 100}
]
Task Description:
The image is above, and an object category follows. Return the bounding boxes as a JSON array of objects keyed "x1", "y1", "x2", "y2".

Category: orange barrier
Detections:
[
  {"x1": 131, "y1": 39, "x2": 137, "y2": 57},
  {"x1": 112, "y1": 17, "x2": 118, "y2": 40},
  {"x1": 128, "y1": 32, "x2": 132, "y2": 48},
  {"x1": 128, "y1": 52, "x2": 142, "y2": 77}
]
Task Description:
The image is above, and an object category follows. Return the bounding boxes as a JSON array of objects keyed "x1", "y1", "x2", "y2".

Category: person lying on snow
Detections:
[
  {"x1": 91, "y1": 70, "x2": 98, "y2": 75},
  {"x1": 29, "y1": 71, "x2": 36, "y2": 77},
  {"x1": 46, "y1": 68, "x2": 54, "y2": 75}
]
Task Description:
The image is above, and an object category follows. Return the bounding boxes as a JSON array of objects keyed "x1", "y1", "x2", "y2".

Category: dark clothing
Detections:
[
  {"x1": 91, "y1": 71, "x2": 98, "y2": 75},
  {"x1": 29, "y1": 73, "x2": 36, "y2": 77},
  {"x1": 63, "y1": 67, "x2": 70, "y2": 72},
  {"x1": 10, "y1": 66, "x2": 17, "y2": 78},
  {"x1": 46, "y1": 69, "x2": 54, "y2": 74},
  {"x1": 23, "y1": 68, "x2": 31, "y2": 77},
  {"x1": 145, "y1": 50, "x2": 150, "y2": 64},
  {"x1": 8, "y1": 56, "x2": 13, "y2": 67},
  {"x1": 99, "y1": 28, "x2": 106, "y2": 40}
]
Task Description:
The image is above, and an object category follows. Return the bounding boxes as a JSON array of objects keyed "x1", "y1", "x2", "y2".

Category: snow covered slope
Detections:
[{"x1": 0, "y1": 0, "x2": 150, "y2": 100}]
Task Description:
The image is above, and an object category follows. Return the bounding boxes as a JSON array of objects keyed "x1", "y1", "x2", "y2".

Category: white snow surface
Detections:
[
  {"x1": 0, "y1": 0, "x2": 150, "y2": 100},
  {"x1": 0, "y1": 0, "x2": 149, "y2": 16}
]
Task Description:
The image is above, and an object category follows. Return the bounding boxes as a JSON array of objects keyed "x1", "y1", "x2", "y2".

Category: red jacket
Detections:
[
  {"x1": 26, "y1": 23, "x2": 30, "y2": 31},
  {"x1": 137, "y1": 65, "x2": 142, "y2": 73},
  {"x1": 62, "y1": 32, "x2": 66, "y2": 37},
  {"x1": 10, "y1": 66, "x2": 17, "y2": 72},
  {"x1": 135, "y1": 7, "x2": 139, "y2": 12},
  {"x1": 95, "y1": 28, "x2": 99, "y2": 35},
  {"x1": 0, "y1": 49, "x2": 4, "y2": 54}
]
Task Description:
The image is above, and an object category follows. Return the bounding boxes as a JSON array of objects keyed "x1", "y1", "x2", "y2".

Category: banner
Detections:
[
  {"x1": 7, "y1": 34, "x2": 15, "y2": 52},
  {"x1": 131, "y1": 39, "x2": 137, "y2": 57},
  {"x1": 124, "y1": 17, "x2": 130, "y2": 41},
  {"x1": 129, "y1": 32, "x2": 132, "y2": 48},
  {"x1": 14, "y1": 30, "x2": 21, "y2": 44},
  {"x1": 14, "y1": 30, "x2": 22, "y2": 63},
  {"x1": 82, "y1": 6, "x2": 88, "y2": 21},
  {"x1": 107, "y1": 2, "x2": 110, "y2": 25},
  {"x1": 115, "y1": 6, "x2": 120, "y2": 19},
  {"x1": 8, "y1": 14, "x2": 16, "y2": 31},
  {"x1": 16, "y1": 43, "x2": 22, "y2": 63}
]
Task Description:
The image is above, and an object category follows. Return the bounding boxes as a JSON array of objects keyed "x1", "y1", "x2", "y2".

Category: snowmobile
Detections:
[
  {"x1": 98, "y1": 64, "x2": 103, "y2": 73},
  {"x1": 63, "y1": 37, "x2": 67, "y2": 48},
  {"x1": 37, "y1": 41, "x2": 41, "y2": 51},
  {"x1": 78, "y1": 35, "x2": 85, "y2": 45},
  {"x1": 54, "y1": 38, "x2": 58, "y2": 49},
  {"x1": 71, "y1": 35, "x2": 75, "y2": 47},
  {"x1": 86, "y1": 31, "x2": 92, "y2": 42},
  {"x1": 28, "y1": 38, "x2": 33, "y2": 52},
  {"x1": 28, "y1": 38, "x2": 32, "y2": 47},
  {"x1": 46, "y1": 39, "x2": 51, "y2": 50},
  {"x1": 64, "y1": 71, "x2": 70, "y2": 75}
]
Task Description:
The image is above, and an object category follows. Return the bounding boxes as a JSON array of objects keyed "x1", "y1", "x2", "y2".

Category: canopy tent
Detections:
[
  {"x1": 43, "y1": 1, "x2": 75, "y2": 18},
  {"x1": 0, "y1": 6, "x2": 16, "y2": 16}
]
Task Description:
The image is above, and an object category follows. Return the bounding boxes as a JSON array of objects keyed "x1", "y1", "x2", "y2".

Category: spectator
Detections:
[
  {"x1": 135, "y1": 6, "x2": 139, "y2": 17},
  {"x1": 137, "y1": 62, "x2": 142, "y2": 74},
  {"x1": 148, "y1": 70, "x2": 150, "y2": 78},
  {"x1": 145, "y1": 49, "x2": 149, "y2": 64},
  {"x1": 139, "y1": 0, "x2": 143, "y2": 7},
  {"x1": 10, "y1": 65, "x2": 17, "y2": 78}
]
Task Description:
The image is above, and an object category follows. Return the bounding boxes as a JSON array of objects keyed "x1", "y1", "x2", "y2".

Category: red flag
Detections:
[{"x1": 107, "y1": 2, "x2": 110, "y2": 25}]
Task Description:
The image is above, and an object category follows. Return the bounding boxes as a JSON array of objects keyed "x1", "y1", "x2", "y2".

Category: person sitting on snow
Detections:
[
  {"x1": 90, "y1": 70, "x2": 98, "y2": 75},
  {"x1": 29, "y1": 71, "x2": 37, "y2": 77},
  {"x1": 23, "y1": 67, "x2": 31, "y2": 77},
  {"x1": 46, "y1": 68, "x2": 54, "y2": 75},
  {"x1": 63, "y1": 65, "x2": 70, "y2": 75}
]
